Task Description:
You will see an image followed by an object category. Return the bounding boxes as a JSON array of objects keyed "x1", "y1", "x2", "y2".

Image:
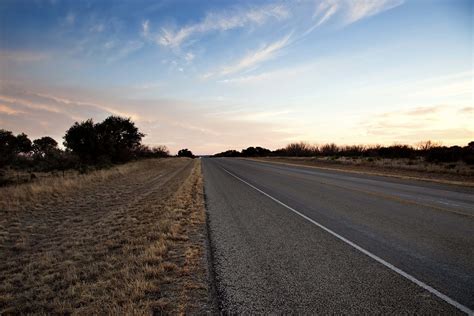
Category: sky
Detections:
[{"x1": 0, "y1": 0, "x2": 472, "y2": 155}]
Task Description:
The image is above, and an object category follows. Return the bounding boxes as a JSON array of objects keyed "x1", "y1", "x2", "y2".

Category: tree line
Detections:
[
  {"x1": 1, "y1": 116, "x2": 195, "y2": 176},
  {"x1": 213, "y1": 141, "x2": 474, "y2": 164}
]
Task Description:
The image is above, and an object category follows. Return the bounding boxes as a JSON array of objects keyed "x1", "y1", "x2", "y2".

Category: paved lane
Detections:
[{"x1": 203, "y1": 158, "x2": 474, "y2": 314}]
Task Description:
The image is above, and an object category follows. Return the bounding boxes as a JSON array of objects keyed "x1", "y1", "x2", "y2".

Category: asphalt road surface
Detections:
[{"x1": 203, "y1": 158, "x2": 474, "y2": 314}]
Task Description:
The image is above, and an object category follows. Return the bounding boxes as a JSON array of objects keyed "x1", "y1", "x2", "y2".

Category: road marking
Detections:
[
  {"x1": 243, "y1": 159, "x2": 474, "y2": 218},
  {"x1": 243, "y1": 158, "x2": 474, "y2": 187},
  {"x1": 221, "y1": 167, "x2": 473, "y2": 315}
]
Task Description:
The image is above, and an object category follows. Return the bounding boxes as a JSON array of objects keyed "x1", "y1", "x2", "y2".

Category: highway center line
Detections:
[{"x1": 221, "y1": 166, "x2": 473, "y2": 315}]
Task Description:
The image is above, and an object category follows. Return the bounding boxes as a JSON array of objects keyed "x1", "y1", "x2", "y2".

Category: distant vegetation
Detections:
[
  {"x1": 177, "y1": 148, "x2": 195, "y2": 158},
  {"x1": 213, "y1": 141, "x2": 474, "y2": 165},
  {"x1": 0, "y1": 116, "x2": 179, "y2": 186}
]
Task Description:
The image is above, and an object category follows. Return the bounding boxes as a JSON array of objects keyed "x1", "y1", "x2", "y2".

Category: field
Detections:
[
  {"x1": 0, "y1": 158, "x2": 210, "y2": 314},
  {"x1": 250, "y1": 156, "x2": 474, "y2": 186}
]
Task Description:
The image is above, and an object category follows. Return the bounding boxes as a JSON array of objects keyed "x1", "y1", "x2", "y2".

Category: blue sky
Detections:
[{"x1": 0, "y1": 0, "x2": 472, "y2": 154}]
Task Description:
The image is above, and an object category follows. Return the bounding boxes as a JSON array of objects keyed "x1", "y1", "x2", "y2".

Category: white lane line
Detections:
[{"x1": 221, "y1": 167, "x2": 473, "y2": 315}]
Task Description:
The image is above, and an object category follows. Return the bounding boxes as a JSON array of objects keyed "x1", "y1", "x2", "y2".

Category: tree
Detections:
[
  {"x1": 241, "y1": 146, "x2": 271, "y2": 157},
  {"x1": 95, "y1": 116, "x2": 144, "y2": 163},
  {"x1": 0, "y1": 130, "x2": 33, "y2": 167},
  {"x1": 177, "y1": 148, "x2": 194, "y2": 158},
  {"x1": 16, "y1": 133, "x2": 32, "y2": 154},
  {"x1": 33, "y1": 137, "x2": 58, "y2": 158},
  {"x1": 64, "y1": 116, "x2": 144, "y2": 163},
  {"x1": 213, "y1": 149, "x2": 241, "y2": 157},
  {"x1": 63, "y1": 119, "x2": 98, "y2": 162},
  {"x1": 0, "y1": 129, "x2": 17, "y2": 167}
]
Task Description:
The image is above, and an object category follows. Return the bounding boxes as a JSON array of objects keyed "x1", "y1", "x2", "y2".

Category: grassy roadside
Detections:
[
  {"x1": 0, "y1": 160, "x2": 157, "y2": 211},
  {"x1": 0, "y1": 158, "x2": 210, "y2": 314},
  {"x1": 247, "y1": 157, "x2": 474, "y2": 187}
]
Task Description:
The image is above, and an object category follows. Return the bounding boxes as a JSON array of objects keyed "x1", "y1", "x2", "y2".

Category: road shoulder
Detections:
[{"x1": 246, "y1": 157, "x2": 474, "y2": 187}]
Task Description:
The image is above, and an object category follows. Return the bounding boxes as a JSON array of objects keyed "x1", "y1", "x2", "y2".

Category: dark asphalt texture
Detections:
[{"x1": 202, "y1": 158, "x2": 474, "y2": 314}]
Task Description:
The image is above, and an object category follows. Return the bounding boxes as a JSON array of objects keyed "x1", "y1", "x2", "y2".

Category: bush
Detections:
[
  {"x1": 213, "y1": 140, "x2": 474, "y2": 165},
  {"x1": 64, "y1": 116, "x2": 144, "y2": 164},
  {"x1": 213, "y1": 150, "x2": 241, "y2": 157},
  {"x1": 0, "y1": 115, "x2": 171, "y2": 179},
  {"x1": 241, "y1": 146, "x2": 271, "y2": 157},
  {"x1": 177, "y1": 149, "x2": 195, "y2": 158},
  {"x1": 135, "y1": 145, "x2": 170, "y2": 158},
  {"x1": 279, "y1": 142, "x2": 318, "y2": 157}
]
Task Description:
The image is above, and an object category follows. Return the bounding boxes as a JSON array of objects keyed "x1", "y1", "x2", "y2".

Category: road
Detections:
[{"x1": 202, "y1": 158, "x2": 474, "y2": 314}]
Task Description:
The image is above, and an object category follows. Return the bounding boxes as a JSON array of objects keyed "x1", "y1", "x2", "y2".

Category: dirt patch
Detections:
[
  {"x1": 0, "y1": 158, "x2": 210, "y2": 314},
  {"x1": 249, "y1": 157, "x2": 474, "y2": 187}
]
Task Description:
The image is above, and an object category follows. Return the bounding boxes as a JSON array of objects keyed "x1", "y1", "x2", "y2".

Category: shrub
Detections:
[
  {"x1": 241, "y1": 146, "x2": 271, "y2": 157},
  {"x1": 135, "y1": 145, "x2": 170, "y2": 158},
  {"x1": 64, "y1": 116, "x2": 144, "y2": 163},
  {"x1": 177, "y1": 149, "x2": 195, "y2": 158},
  {"x1": 213, "y1": 150, "x2": 241, "y2": 157}
]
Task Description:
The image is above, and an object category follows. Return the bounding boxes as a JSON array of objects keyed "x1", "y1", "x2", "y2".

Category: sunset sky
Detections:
[{"x1": 0, "y1": 0, "x2": 472, "y2": 155}]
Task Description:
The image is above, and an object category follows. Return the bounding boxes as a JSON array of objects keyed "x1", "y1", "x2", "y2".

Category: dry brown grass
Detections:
[
  {"x1": 252, "y1": 157, "x2": 474, "y2": 186},
  {"x1": 0, "y1": 161, "x2": 151, "y2": 211},
  {"x1": 0, "y1": 158, "x2": 210, "y2": 314}
]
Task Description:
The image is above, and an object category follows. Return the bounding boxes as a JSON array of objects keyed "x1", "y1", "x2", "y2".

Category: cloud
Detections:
[
  {"x1": 0, "y1": 82, "x2": 301, "y2": 154},
  {"x1": 65, "y1": 12, "x2": 76, "y2": 25},
  {"x1": 405, "y1": 105, "x2": 443, "y2": 116},
  {"x1": 0, "y1": 50, "x2": 49, "y2": 63},
  {"x1": 142, "y1": 20, "x2": 150, "y2": 37},
  {"x1": 0, "y1": 104, "x2": 24, "y2": 115},
  {"x1": 219, "y1": 62, "x2": 310, "y2": 85},
  {"x1": 365, "y1": 71, "x2": 473, "y2": 100},
  {"x1": 459, "y1": 107, "x2": 474, "y2": 115},
  {"x1": 314, "y1": 0, "x2": 340, "y2": 26},
  {"x1": 313, "y1": 0, "x2": 403, "y2": 28},
  {"x1": 205, "y1": 34, "x2": 291, "y2": 78},
  {"x1": 89, "y1": 23, "x2": 105, "y2": 33},
  {"x1": 133, "y1": 82, "x2": 161, "y2": 90},
  {"x1": 147, "y1": 4, "x2": 289, "y2": 48},
  {"x1": 184, "y1": 52, "x2": 195, "y2": 62},
  {"x1": 0, "y1": 84, "x2": 140, "y2": 123},
  {"x1": 106, "y1": 41, "x2": 144, "y2": 63},
  {"x1": 207, "y1": 109, "x2": 292, "y2": 122},
  {"x1": 199, "y1": 0, "x2": 403, "y2": 79},
  {"x1": 344, "y1": 0, "x2": 404, "y2": 25},
  {"x1": 361, "y1": 104, "x2": 473, "y2": 145}
]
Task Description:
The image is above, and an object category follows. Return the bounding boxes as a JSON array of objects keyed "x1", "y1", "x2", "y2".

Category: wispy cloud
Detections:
[
  {"x1": 313, "y1": 0, "x2": 404, "y2": 28},
  {"x1": 106, "y1": 40, "x2": 143, "y2": 63},
  {"x1": 184, "y1": 52, "x2": 195, "y2": 62},
  {"x1": 314, "y1": 0, "x2": 340, "y2": 26},
  {"x1": 0, "y1": 85, "x2": 140, "y2": 123},
  {"x1": 0, "y1": 50, "x2": 49, "y2": 63},
  {"x1": 405, "y1": 105, "x2": 443, "y2": 116},
  {"x1": 141, "y1": 20, "x2": 150, "y2": 37},
  {"x1": 344, "y1": 0, "x2": 404, "y2": 25},
  {"x1": 459, "y1": 107, "x2": 474, "y2": 115},
  {"x1": 201, "y1": 1, "x2": 403, "y2": 79},
  {"x1": 219, "y1": 62, "x2": 310, "y2": 85},
  {"x1": 89, "y1": 23, "x2": 105, "y2": 33},
  {"x1": 208, "y1": 109, "x2": 292, "y2": 122},
  {"x1": 0, "y1": 80, "x2": 301, "y2": 154},
  {"x1": 145, "y1": 4, "x2": 289, "y2": 48},
  {"x1": 65, "y1": 12, "x2": 76, "y2": 25},
  {"x1": 0, "y1": 104, "x2": 24, "y2": 115},
  {"x1": 361, "y1": 104, "x2": 473, "y2": 144},
  {"x1": 205, "y1": 34, "x2": 291, "y2": 78}
]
